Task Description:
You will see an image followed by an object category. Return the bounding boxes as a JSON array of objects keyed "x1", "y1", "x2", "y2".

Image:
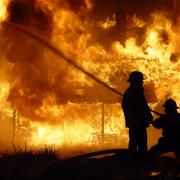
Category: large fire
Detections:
[{"x1": 0, "y1": 0, "x2": 179, "y2": 151}]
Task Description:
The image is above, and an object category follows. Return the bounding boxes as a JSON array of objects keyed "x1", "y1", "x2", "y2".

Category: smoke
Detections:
[
  {"x1": 65, "y1": 0, "x2": 173, "y2": 17},
  {"x1": 80, "y1": 0, "x2": 176, "y2": 49},
  {"x1": 3, "y1": 0, "x2": 56, "y2": 120}
]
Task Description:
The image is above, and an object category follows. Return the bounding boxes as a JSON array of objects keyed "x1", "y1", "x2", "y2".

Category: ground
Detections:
[{"x1": 0, "y1": 148, "x2": 180, "y2": 179}]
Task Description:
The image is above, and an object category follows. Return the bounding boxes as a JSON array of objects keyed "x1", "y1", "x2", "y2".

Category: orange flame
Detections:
[{"x1": 0, "y1": 0, "x2": 179, "y2": 150}]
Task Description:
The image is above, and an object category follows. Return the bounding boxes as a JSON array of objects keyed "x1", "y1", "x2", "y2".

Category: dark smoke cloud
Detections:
[
  {"x1": 59, "y1": 0, "x2": 176, "y2": 48},
  {"x1": 7, "y1": 0, "x2": 53, "y2": 34},
  {"x1": 115, "y1": 0, "x2": 174, "y2": 24},
  {"x1": 88, "y1": 0, "x2": 175, "y2": 46},
  {"x1": 4, "y1": 0, "x2": 55, "y2": 120},
  {"x1": 68, "y1": 0, "x2": 174, "y2": 18},
  {"x1": 66, "y1": 0, "x2": 86, "y2": 11},
  {"x1": 63, "y1": 0, "x2": 175, "y2": 22}
]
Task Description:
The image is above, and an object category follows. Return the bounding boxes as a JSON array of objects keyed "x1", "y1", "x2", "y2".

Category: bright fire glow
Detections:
[
  {"x1": 0, "y1": 0, "x2": 8, "y2": 21},
  {"x1": 0, "y1": 1, "x2": 179, "y2": 149}
]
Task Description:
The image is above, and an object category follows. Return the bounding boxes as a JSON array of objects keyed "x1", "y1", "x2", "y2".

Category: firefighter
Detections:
[
  {"x1": 122, "y1": 71, "x2": 153, "y2": 153},
  {"x1": 149, "y1": 99, "x2": 180, "y2": 157}
]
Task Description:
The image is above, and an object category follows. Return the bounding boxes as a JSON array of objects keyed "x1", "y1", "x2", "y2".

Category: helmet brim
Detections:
[
  {"x1": 163, "y1": 104, "x2": 179, "y2": 109},
  {"x1": 127, "y1": 78, "x2": 144, "y2": 82}
]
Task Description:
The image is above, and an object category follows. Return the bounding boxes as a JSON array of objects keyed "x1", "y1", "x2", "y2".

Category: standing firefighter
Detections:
[
  {"x1": 122, "y1": 71, "x2": 153, "y2": 153},
  {"x1": 149, "y1": 99, "x2": 180, "y2": 157}
]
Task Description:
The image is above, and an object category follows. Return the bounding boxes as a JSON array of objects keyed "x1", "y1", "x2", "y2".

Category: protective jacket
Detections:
[
  {"x1": 153, "y1": 113, "x2": 180, "y2": 144},
  {"x1": 122, "y1": 85, "x2": 153, "y2": 128}
]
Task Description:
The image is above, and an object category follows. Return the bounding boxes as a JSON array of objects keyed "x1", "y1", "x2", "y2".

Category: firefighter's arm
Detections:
[{"x1": 152, "y1": 118, "x2": 162, "y2": 129}]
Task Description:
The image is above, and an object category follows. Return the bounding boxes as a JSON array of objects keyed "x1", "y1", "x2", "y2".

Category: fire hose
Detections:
[{"x1": 3, "y1": 21, "x2": 162, "y2": 116}]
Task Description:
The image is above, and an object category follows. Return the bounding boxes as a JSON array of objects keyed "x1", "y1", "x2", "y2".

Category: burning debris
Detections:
[{"x1": 0, "y1": 0, "x2": 178, "y2": 149}]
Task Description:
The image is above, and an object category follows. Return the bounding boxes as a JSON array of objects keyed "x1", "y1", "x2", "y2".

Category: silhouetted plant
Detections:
[{"x1": 0, "y1": 143, "x2": 59, "y2": 168}]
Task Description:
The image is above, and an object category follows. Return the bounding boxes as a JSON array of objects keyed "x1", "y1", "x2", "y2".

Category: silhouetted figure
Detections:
[
  {"x1": 149, "y1": 99, "x2": 180, "y2": 157},
  {"x1": 122, "y1": 71, "x2": 153, "y2": 153}
]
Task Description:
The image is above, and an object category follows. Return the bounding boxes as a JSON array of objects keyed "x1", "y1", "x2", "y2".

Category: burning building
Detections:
[{"x1": 0, "y1": 0, "x2": 179, "y2": 150}]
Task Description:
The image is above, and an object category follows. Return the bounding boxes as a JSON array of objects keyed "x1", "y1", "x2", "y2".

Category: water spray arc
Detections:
[
  {"x1": 3, "y1": 22, "x2": 123, "y2": 96},
  {"x1": 3, "y1": 21, "x2": 161, "y2": 116}
]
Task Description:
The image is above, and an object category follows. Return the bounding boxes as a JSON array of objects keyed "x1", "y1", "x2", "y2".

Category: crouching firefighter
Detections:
[{"x1": 148, "y1": 99, "x2": 180, "y2": 157}]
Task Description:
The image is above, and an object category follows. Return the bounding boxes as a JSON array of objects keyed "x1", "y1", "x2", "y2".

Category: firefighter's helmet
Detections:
[
  {"x1": 128, "y1": 71, "x2": 144, "y2": 83},
  {"x1": 163, "y1": 99, "x2": 179, "y2": 109}
]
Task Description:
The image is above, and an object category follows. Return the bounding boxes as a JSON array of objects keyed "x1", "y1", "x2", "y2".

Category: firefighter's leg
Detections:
[
  {"x1": 138, "y1": 128, "x2": 147, "y2": 153},
  {"x1": 173, "y1": 145, "x2": 180, "y2": 157},
  {"x1": 129, "y1": 128, "x2": 138, "y2": 152},
  {"x1": 148, "y1": 141, "x2": 169, "y2": 157}
]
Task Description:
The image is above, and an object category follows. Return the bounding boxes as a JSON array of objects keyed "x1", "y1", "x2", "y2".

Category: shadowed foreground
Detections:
[{"x1": 1, "y1": 148, "x2": 180, "y2": 179}]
